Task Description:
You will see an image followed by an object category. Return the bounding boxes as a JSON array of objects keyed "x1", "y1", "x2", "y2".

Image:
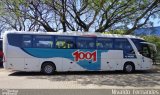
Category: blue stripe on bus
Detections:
[{"x1": 21, "y1": 48, "x2": 108, "y2": 70}]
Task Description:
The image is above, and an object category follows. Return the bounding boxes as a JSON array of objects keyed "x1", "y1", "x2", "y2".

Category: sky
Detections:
[{"x1": 150, "y1": 18, "x2": 160, "y2": 27}]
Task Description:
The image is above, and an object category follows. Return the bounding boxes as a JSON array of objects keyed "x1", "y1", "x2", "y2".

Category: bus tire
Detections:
[
  {"x1": 123, "y1": 62, "x2": 135, "y2": 73},
  {"x1": 41, "y1": 62, "x2": 56, "y2": 75}
]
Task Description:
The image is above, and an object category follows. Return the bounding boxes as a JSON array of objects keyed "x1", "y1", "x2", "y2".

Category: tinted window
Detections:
[
  {"x1": 96, "y1": 38, "x2": 113, "y2": 49},
  {"x1": 7, "y1": 34, "x2": 22, "y2": 47},
  {"x1": 22, "y1": 35, "x2": 32, "y2": 47},
  {"x1": 33, "y1": 35, "x2": 54, "y2": 48},
  {"x1": 131, "y1": 39, "x2": 145, "y2": 51},
  {"x1": 77, "y1": 37, "x2": 96, "y2": 49},
  {"x1": 115, "y1": 38, "x2": 135, "y2": 58},
  {"x1": 55, "y1": 36, "x2": 75, "y2": 49},
  {"x1": 114, "y1": 38, "x2": 132, "y2": 50}
]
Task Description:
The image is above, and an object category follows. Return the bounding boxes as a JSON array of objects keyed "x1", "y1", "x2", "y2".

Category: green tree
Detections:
[
  {"x1": 0, "y1": 0, "x2": 160, "y2": 33},
  {"x1": 143, "y1": 36, "x2": 160, "y2": 51}
]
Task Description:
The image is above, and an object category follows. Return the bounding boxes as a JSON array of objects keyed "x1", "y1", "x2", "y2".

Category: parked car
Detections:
[{"x1": 0, "y1": 39, "x2": 3, "y2": 67}]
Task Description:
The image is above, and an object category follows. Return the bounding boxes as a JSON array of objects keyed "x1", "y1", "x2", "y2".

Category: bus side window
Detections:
[
  {"x1": 96, "y1": 42, "x2": 104, "y2": 49},
  {"x1": 77, "y1": 37, "x2": 96, "y2": 49},
  {"x1": 66, "y1": 41, "x2": 75, "y2": 49},
  {"x1": 114, "y1": 38, "x2": 127, "y2": 50},
  {"x1": 7, "y1": 34, "x2": 22, "y2": 47},
  {"x1": 55, "y1": 36, "x2": 75, "y2": 49},
  {"x1": 96, "y1": 38, "x2": 113, "y2": 49},
  {"x1": 56, "y1": 41, "x2": 66, "y2": 48},
  {"x1": 114, "y1": 38, "x2": 134, "y2": 53},
  {"x1": 77, "y1": 42, "x2": 85, "y2": 48},
  {"x1": 89, "y1": 42, "x2": 95, "y2": 48},
  {"x1": 33, "y1": 35, "x2": 53, "y2": 48},
  {"x1": 22, "y1": 35, "x2": 32, "y2": 47},
  {"x1": 104, "y1": 43, "x2": 113, "y2": 49}
]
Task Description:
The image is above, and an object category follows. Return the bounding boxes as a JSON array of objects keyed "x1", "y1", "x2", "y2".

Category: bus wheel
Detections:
[
  {"x1": 41, "y1": 62, "x2": 56, "y2": 75},
  {"x1": 123, "y1": 62, "x2": 135, "y2": 73}
]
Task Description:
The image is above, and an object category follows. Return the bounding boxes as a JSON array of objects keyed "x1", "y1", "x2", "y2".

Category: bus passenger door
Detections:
[{"x1": 138, "y1": 44, "x2": 153, "y2": 70}]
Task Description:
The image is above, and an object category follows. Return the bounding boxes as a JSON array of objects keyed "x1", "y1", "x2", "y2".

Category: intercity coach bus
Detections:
[{"x1": 3, "y1": 31, "x2": 156, "y2": 74}]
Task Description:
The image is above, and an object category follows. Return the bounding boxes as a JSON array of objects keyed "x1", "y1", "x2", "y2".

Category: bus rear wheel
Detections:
[
  {"x1": 123, "y1": 63, "x2": 135, "y2": 73},
  {"x1": 41, "y1": 62, "x2": 56, "y2": 75}
]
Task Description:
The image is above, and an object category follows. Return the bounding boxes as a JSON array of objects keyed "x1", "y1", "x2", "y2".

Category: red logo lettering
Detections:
[{"x1": 72, "y1": 50, "x2": 97, "y2": 62}]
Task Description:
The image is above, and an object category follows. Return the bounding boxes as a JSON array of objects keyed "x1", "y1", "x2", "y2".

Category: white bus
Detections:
[{"x1": 3, "y1": 31, "x2": 156, "y2": 74}]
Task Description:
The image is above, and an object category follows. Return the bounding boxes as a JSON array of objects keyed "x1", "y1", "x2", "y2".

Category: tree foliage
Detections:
[
  {"x1": 0, "y1": 0, "x2": 160, "y2": 34},
  {"x1": 143, "y1": 36, "x2": 160, "y2": 50}
]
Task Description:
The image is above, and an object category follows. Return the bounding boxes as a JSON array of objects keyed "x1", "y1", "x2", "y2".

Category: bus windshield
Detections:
[{"x1": 140, "y1": 42, "x2": 157, "y2": 59}]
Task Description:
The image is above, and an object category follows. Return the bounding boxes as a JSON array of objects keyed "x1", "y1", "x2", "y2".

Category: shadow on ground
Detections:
[{"x1": 8, "y1": 65, "x2": 160, "y2": 87}]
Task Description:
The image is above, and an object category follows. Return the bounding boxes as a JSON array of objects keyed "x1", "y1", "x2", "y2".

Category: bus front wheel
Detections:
[
  {"x1": 123, "y1": 62, "x2": 135, "y2": 73},
  {"x1": 41, "y1": 62, "x2": 56, "y2": 75}
]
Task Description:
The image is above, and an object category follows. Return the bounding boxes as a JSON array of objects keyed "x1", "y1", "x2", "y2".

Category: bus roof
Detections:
[{"x1": 4, "y1": 31, "x2": 142, "y2": 39}]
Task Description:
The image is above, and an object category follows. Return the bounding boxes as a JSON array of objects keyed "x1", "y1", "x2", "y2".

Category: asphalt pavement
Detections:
[{"x1": 0, "y1": 65, "x2": 160, "y2": 89}]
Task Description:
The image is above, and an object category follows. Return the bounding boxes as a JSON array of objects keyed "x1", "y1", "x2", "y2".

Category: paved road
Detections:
[{"x1": 0, "y1": 65, "x2": 160, "y2": 89}]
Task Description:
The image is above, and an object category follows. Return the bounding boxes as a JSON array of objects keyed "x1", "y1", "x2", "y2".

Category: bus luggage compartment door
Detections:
[{"x1": 101, "y1": 50, "x2": 123, "y2": 71}]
